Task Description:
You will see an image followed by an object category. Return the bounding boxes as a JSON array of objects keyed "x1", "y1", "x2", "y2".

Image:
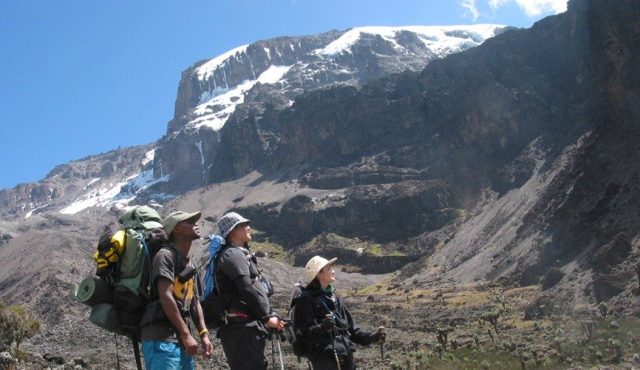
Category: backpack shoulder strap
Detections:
[
  {"x1": 309, "y1": 291, "x2": 340, "y2": 321},
  {"x1": 317, "y1": 295, "x2": 333, "y2": 315},
  {"x1": 287, "y1": 287, "x2": 308, "y2": 316},
  {"x1": 163, "y1": 244, "x2": 179, "y2": 262},
  {"x1": 237, "y1": 245, "x2": 268, "y2": 280},
  {"x1": 147, "y1": 244, "x2": 179, "y2": 298}
]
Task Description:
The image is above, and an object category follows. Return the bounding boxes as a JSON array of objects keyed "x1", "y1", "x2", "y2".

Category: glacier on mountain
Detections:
[
  {"x1": 315, "y1": 25, "x2": 502, "y2": 56},
  {"x1": 59, "y1": 170, "x2": 171, "y2": 215},
  {"x1": 192, "y1": 65, "x2": 293, "y2": 130},
  {"x1": 183, "y1": 24, "x2": 505, "y2": 133}
]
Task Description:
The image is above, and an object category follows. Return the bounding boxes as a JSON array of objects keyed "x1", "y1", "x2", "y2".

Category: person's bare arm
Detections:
[{"x1": 157, "y1": 278, "x2": 198, "y2": 355}]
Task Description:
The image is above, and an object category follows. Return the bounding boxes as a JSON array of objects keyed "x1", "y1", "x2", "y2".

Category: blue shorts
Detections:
[{"x1": 142, "y1": 340, "x2": 195, "y2": 370}]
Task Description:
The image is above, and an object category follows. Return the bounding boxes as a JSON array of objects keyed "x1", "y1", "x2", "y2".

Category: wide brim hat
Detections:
[
  {"x1": 163, "y1": 211, "x2": 202, "y2": 237},
  {"x1": 304, "y1": 255, "x2": 337, "y2": 283},
  {"x1": 218, "y1": 212, "x2": 250, "y2": 238}
]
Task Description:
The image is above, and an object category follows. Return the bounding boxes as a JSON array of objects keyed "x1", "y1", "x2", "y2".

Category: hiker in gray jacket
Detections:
[{"x1": 214, "y1": 211, "x2": 284, "y2": 370}]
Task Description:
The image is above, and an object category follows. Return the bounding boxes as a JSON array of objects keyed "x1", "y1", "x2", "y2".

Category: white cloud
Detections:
[
  {"x1": 460, "y1": 0, "x2": 481, "y2": 21},
  {"x1": 488, "y1": 0, "x2": 568, "y2": 17}
]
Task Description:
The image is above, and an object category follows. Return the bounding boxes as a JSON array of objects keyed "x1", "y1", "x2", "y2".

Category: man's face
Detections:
[
  {"x1": 229, "y1": 222, "x2": 251, "y2": 244},
  {"x1": 174, "y1": 218, "x2": 201, "y2": 241}
]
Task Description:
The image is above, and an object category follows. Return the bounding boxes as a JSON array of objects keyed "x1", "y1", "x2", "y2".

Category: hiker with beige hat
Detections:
[{"x1": 293, "y1": 255, "x2": 386, "y2": 370}]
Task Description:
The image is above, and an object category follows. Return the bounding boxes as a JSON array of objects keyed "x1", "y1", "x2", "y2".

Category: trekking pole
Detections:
[
  {"x1": 271, "y1": 331, "x2": 276, "y2": 370},
  {"x1": 114, "y1": 333, "x2": 121, "y2": 370},
  {"x1": 275, "y1": 332, "x2": 285, "y2": 370},
  {"x1": 323, "y1": 313, "x2": 342, "y2": 370},
  {"x1": 378, "y1": 326, "x2": 385, "y2": 360},
  {"x1": 329, "y1": 330, "x2": 342, "y2": 370},
  {"x1": 331, "y1": 340, "x2": 340, "y2": 370},
  {"x1": 131, "y1": 337, "x2": 143, "y2": 370}
]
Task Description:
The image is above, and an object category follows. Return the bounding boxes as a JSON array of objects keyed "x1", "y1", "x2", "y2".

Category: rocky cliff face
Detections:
[
  {"x1": 204, "y1": 0, "x2": 640, "y2": 304},
  {"x1": 153, "y1": 25, "x2": 507, "y2": 193},
  {"x1": 215, "y1": 12, "x2": 592, "y2": 186},
  {"x1": 385, "y1": 0, "x2": 640, "y2": 309}
]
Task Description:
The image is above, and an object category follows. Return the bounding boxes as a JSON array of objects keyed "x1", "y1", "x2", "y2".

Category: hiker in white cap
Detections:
[
  {"x1": 293, "y1": 255, "x2": 385, "y2": 370},
  {"x1": 214, "y1": 211, "x2": 284, "y2": 369}
]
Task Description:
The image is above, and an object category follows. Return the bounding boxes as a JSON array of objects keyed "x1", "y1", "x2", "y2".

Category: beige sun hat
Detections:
[{"x1": 304, "y1": 255, "x2": 338, "y2": 282}]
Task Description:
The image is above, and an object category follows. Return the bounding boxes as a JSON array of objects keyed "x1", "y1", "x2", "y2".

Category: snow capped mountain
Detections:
[
  {"x1": 0, "y1": 145, "x2": 170, "y2": 218},
  {"x1": 191, "y1": 65, "x2": 293, "y2": 131},
  {"x1": 0, "y1": 24, "x2": 508, "y2": 216},
  {"x1": 58, "y1": 170, "x2": 171, "y2": 215},
  {"x1": 181, "y1": 25, "x2": 506, "y2": 133},
  {"x1": 314, "y1": 25, "x2": 500, "y2": 56},
  {"x1": 195, "y1": 44, "x2": 251, "y2": 81},
  {"x1": 54, "y1": 147, "x2": 173, "y2": 215},
  {"x1": 154, "y1": 24, "x2": 506, "y2": 194}
]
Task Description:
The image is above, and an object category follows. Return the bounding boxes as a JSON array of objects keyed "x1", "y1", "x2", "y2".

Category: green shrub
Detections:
[{"x1": 0, "y1": 301, "x2": 40, "y2": 356}]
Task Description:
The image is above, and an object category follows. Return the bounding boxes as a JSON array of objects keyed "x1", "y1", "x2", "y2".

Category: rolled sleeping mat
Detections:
[{"x1": 74, "y1": 277, "x2": 112, "y2": 307}]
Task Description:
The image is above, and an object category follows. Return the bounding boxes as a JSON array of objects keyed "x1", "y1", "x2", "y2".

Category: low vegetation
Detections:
[
  {"x1": 344, "y1": 283, "x2": 640, "y2": 369},
  {"x1": 250, "y1": 239, "x2": 288, "y2": 263},
  {"x1": 0, "y1": 300, "x2": 41, "y2": 361}
]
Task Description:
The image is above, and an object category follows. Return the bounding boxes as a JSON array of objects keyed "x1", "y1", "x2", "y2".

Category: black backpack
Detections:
[{"x1": 285, "y1": 283, "x2": 309, "y2": 359}]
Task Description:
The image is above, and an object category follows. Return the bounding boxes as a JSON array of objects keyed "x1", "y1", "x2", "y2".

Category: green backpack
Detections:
[{"x1": 74, "y1": 205, "x2": 167, "y2": 338}]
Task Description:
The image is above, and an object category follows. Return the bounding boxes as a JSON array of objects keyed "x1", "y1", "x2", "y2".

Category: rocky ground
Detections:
[{"x1": 6, "y1": 261, "x2": 640, "y2": 370}]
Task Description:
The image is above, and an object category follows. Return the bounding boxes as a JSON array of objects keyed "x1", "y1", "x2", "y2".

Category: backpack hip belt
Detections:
[{"x1": 225, "y1": 309, "x2": 250, "y2": 322}]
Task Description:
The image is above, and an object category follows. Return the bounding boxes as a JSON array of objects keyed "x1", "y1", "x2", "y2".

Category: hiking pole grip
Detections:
[{"x1": 378, "y1": 326, "x2": 385, "y2": 360}]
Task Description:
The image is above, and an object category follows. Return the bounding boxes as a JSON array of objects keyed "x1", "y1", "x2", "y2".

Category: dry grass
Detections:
[{"x1": 250, "y1": 240, "x2": 288, "y2": 262}]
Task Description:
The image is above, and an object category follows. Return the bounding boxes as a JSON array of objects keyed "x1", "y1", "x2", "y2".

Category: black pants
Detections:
[
  {"x1": 218, "y1": 325, "x2": 267, "y2": 370},
  {"x1": 311, "y1": 354, "x2": 355, "y2": 370}
]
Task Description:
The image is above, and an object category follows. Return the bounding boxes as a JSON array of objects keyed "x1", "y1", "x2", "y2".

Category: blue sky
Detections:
[{"x1": 0, "y1": 0, "x2": 567, "y2": 190}]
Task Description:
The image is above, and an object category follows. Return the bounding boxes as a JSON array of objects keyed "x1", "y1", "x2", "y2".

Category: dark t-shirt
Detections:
[{"x1": 140, "y1": 247, "x2": 197, "y2": 342}]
